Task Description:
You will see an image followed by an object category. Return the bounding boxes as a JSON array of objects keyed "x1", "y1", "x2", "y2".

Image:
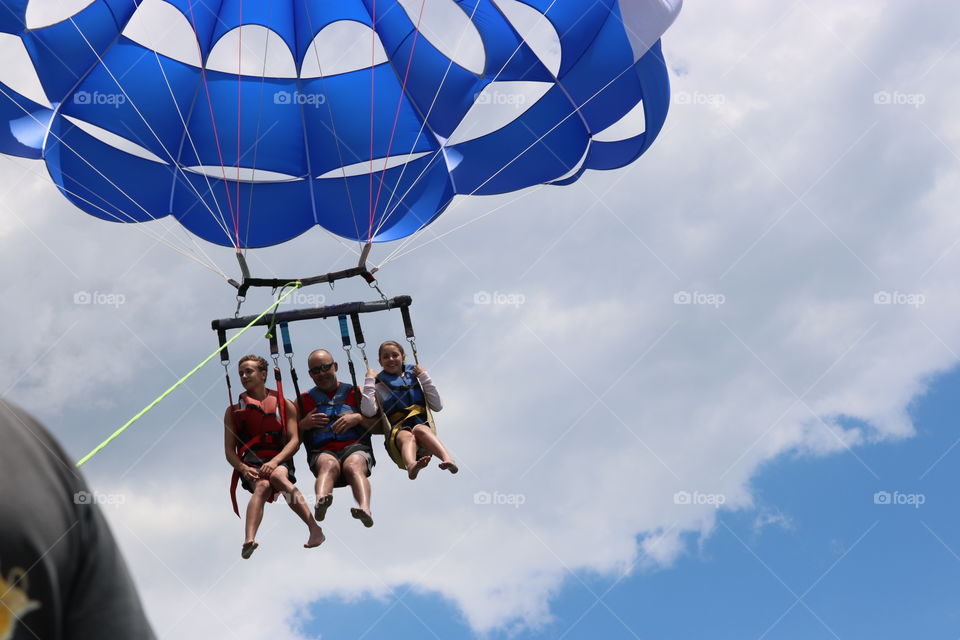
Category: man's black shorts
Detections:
[
  {"x1": 239, "y1": 454, "x2": 296, "y2": 493},
  {"x1": 307, "y1": 443, "x2": 375, "y2": 487}
]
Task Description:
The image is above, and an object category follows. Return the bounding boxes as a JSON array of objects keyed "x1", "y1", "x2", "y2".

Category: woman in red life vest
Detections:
[
  {"x1": 362, "y1": 341, "x2": 458, "y2": 480},
  {"x1": 224, "y1": 355, "x2": 325, "y2": 559}
]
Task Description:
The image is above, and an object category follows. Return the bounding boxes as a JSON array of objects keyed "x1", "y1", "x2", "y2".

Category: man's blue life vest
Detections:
[{"x1": 301, "y1": 383, "x2": 368, "y2": 451}]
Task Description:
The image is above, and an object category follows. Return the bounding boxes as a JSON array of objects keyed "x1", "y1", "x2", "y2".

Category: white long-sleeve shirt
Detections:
[{"x1": 360, "y1": 369, "x2": 442, "y2": 418}]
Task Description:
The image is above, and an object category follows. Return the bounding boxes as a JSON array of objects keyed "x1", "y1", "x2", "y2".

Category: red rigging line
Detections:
[
  {"x1": 235, "y1": 0, "x2": 243, "y2": 243},
  {"x1": 186, "y1": 0, "x2": 241, "y2": 248},
  {"x1": 372, "y1": 0, "x2": 427, "y2": 239}
]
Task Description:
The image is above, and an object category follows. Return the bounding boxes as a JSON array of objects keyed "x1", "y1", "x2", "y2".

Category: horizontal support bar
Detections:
[{"x1": 211, "y1": 296, "x2": 412, "y2": 332}]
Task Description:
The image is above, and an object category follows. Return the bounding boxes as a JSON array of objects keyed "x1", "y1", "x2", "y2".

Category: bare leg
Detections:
[
  {"x1": 342, "y1": 453, "x2": 373, "y2": 527},
  {"x1": 313, "y1": 455, "x2": 340, "y2": 521},
  {"x1": 243, "y1": 479, "x2": 272, "y2": 558},
  {"x1": 398, "y1": 430, "x2": 430, "y2": 480},
  {"x1": 412, "y1": 424, "x2": 458, "y2": 474},
  {"x1": 270, "y1": 468, "x2": 325, "y2": 549}
]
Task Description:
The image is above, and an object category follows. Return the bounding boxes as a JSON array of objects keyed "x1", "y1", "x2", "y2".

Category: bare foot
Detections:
[
  {"x1": 407, "y1": 455, "x2": 431, "y2": 480},
  {"x1": 304, "y1": 527, "x2": 326, "y2": 549},
  {"x1": 350, "y1": 507, "x2": 374, "y2": 528},
  {"x1": 241, "y1": 541, "x2": 258, "y2": 559},
  {"x1": 439, "y1": 460, "x2": 459, "y2": 475},
  {"x1": 314, "y1": 494, "x2": 333, "y2": 521}
]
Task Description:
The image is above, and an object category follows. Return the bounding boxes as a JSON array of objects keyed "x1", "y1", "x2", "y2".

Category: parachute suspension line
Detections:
[
  {"x1": 373, "y1": 0, "x2": 558, "y2": 239},
  {"x1": 0, "y1": 152, "x2": 228, "y2": 276},
  {"x1": 380, "y1": 57, "x2": 641, "y2": 268},
  {"x1": 0, "y1": 83, "x2": 230, "y2": 275},
  {"x1": 243, "y1": 0, "x2": 278, "y2": 251},
  {"x1": 75, "y1": 283, "x2": 303, "y2": 467},
  {"x1": 338, "y1": 314, "x2": 359, "y2": 389},
  {"x1": 368, "y1": 0, "x2": 427, "y2": 242},
  {"x1": 373, "y1": 0, "x2": 486, "y2": 239},
  {"x1": 300, "y1": 4, "x2": 363, "y2": 246},
  {"x1": 152, "y1": 56, "x2": 237, "y2": 250},
  {"x1": 65, "y1": 12, "x2": 238, "y2": 249},
  {"x1": 148, "y1": 53, "x2": 235, "y2": 247},
  {"x1": 279, "y1": 322, "x2": 305, "y2": 417},
  {"x1": 235, "y1": 0, "x2": 244, "y2": 248},
  {"x1": 382, "y1": 184, "x2": 551, "y2": 265},
  {"x1": 368, "y1": 0, "x2": 378, "y2": 242},
  {"x1": 185, "y1": 0, "x2": 242, "y2": 248}
]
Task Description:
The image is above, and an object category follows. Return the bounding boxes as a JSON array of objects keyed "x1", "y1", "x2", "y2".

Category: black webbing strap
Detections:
[
  {"x1": 217, "y1": 328, "x2": 234, "y2": 408},
  {"x1": 350, "y1": 312, "x2": 370, "y2": 367},
  {"x1": 338, "y1": 314, "x2": 359, "y2": 388},
  {"x1": 400, "y1": 305, "x2": 420, "y2": 364},
  {"x1": 350, "y1": 312, "x2": 366, "y2": 345},
  {"x1": 268, "y1": 327, "x2": 280, "y2": 361},
  {"x1": 400, "y1": 305, "x2": 415, "y2": 340},
  {"x1": 267, "y1": 328, "x2": 285, "y2": 396}
]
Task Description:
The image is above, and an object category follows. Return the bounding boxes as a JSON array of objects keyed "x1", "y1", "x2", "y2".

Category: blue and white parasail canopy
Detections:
[{"x1": 0, "y1": 0, "x2": 681, "y2": 248}]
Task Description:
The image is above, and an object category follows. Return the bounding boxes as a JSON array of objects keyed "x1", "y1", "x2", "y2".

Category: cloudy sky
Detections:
[{"x1": 2, "y1": 0, "x2": 959, "y2": 638}]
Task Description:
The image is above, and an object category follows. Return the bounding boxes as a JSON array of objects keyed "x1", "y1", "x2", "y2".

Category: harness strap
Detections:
[
  {"x1": 275, "y1": 368, "x2": 288, "y2": 435},
  {"x1": 218, "y1": 329, "x2": 234, "y2": 408},
  {"x1": 338, "y1": 314, "x2": 359, "y2": 388},
  {"x1": 388, "y1": 404, "x2": 427, "y2": 427},
  {"x1": 280, "y1": 323, "x2": 305, "y2": 417}
]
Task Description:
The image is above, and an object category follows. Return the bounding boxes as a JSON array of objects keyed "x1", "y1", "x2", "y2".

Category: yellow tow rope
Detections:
[{"x1": 76, "y1": 284, "x2": 301, "y2": 467}]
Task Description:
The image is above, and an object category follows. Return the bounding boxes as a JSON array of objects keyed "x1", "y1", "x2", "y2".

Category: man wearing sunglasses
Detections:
[{"x1": 298, "y1": 349, "x2": 378, "y2": 528}]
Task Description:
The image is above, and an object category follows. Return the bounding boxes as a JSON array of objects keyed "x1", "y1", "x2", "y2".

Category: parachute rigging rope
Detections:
[
  {"x1": 372, "y1": 0, "x2": 552, "y2": 239},
  {"x1": 378, "y1": 56, "x2": 644, "y2": 268},
  {"x1": 372, "y1": 0, "x2": 486, "y2": 240},
  {"x1": 0, "y1": 83, "x2": 231, "y2": 273},
  {"x1": 369, "y1": 0, "x2": 426, "y2": 242},
  {"x1": 75, "y1": 283, "x2": 302, "y2": 467},
  {"x1": 185, "y1": 0, "x2": 241, "y2": 247},
  {"x1": 65, "y1": 10, "x2": 238, "y2": 248}
]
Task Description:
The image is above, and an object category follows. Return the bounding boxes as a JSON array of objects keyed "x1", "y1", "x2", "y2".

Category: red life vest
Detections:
[
  {"x1": 229, "y1": 389, "x2": 287, "y2": 516},
  {"x1": 233, "y1": 390, "x2": 286, "y2": 460}
]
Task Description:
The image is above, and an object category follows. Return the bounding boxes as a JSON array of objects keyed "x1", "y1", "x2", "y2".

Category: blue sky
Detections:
[{"x1": 304, "y1": 368, "x2": 960, "y2": 639}]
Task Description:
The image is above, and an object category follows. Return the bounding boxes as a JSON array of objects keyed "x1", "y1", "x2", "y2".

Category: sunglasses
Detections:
[{"x1": 308, "y1": 363, "x2": 336, "y2": 374}]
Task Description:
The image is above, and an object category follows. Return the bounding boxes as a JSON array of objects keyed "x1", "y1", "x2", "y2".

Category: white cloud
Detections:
[{"x1": 2, "y1": 0, "x2": 959, "y2": 637}]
